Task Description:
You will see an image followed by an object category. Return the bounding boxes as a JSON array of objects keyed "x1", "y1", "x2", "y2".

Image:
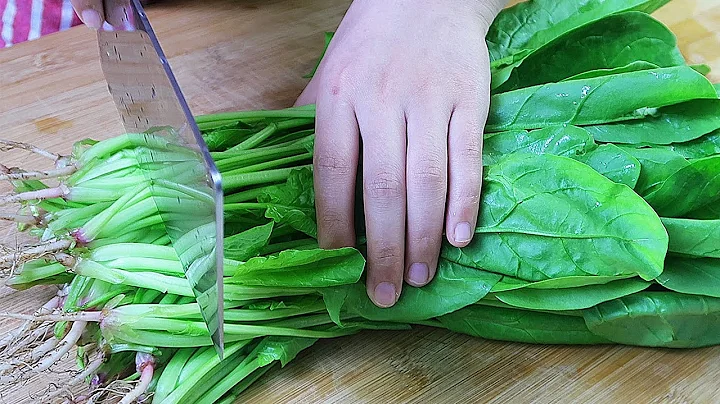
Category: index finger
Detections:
[{"x1": 71, "y1": 0, "x2": 105, "y2": 29}]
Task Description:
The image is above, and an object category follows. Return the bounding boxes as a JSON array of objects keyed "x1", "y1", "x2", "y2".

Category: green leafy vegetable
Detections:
[
  {"x1": 438, "y1": 304, "x2": 610, "y2": 345},
  {"x1": 228, "y1": 247, "x2": 364, "y2": 288},
  {"x1": 573, "y1": 143, "x2": 642, "y2": 187},
  {"x1": 482, "y1": 125, "x2": 593, "y2": 165},
  {"x1": 585, "y1": 100, "x2": 720, "y2": 144},
  {"x1": 442, "y1": 153, "x2": 668, "y2": 281},
  {"x1": 492, "y1": 278, "x2": 650, "y2": 310},
  {"x1": 662, "y1": 217, "x2": 720, "y2": 258},
  {"x1": 486, "y1": 66, "x2": 716, "y2": 131},
  {"x1": 224, "y1": 222, "x2": 274, "y2": 261},
  {"x1": 494, "y1": 12, "x2": 684, "y2": 92},
  {"x1": 656, "y1": 257, "x2": 720, "y2": 298},
  {"x1": 486, "y1": 0, "x2": 671, "y2": 61},
  {"x1": 258, "y1": 167, "x2": 317, "y2": 238},
  {"x1": 583, "y1": 292, "x2": 720, "y2": 347},
  {"x1": 322, "y1": 260, "x2": 501, "y2": 324}
]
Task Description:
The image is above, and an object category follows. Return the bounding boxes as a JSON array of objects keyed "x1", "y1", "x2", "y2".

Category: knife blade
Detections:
[{"x1": 96, "y1": 0, "x2": 225, "y2": 358}]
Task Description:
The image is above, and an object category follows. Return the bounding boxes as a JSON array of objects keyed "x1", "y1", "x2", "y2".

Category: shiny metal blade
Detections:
[{"x1": 97, "y1": 0, "x2": 224, "y2": 358}]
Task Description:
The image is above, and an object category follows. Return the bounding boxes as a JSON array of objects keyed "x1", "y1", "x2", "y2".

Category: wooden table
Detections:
[{"x1": 1, "y1": 0, "x2": 719, "y2": 402}]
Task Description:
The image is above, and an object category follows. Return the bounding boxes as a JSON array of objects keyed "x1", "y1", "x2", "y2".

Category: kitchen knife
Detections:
[{"x1": 96, "y1": 0, "x2": 225, "y2": 358}]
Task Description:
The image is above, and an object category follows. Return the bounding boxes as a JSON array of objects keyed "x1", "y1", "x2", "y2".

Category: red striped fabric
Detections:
[
  {"x1": 11, "y1": 0, "x2": 30, "y2": 45},
  {"x1": 0, "y1": 0, "x2": 7, "y2": 47},
  {"x1": 1, "y1": 0, "x2": 81, "y2": 48}
]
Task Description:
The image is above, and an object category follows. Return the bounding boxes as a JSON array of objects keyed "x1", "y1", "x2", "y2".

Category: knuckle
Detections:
[
  {"x1": 370, "y1": 244, "x2": 404, "y2": 269},
  {"x1": 318, "y1": 208, "x2": 349, "y2": 230},
  {"x1": 364, "y1": 170, "x2": 405, "y2": 201},
  {"x1": 321, "y1": 61, "x2": 358, "y2": 97},
  {"x1": 314, "y1": 153, "x2": 354, "y2": 177},
  {"x1": 409, "y1": 160, "x2": 446, "y2": 193}
]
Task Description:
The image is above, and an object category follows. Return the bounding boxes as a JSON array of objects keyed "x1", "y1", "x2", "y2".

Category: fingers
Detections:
[
  {"x1": 104, "y1": 0, "x2": 133, "y2": 30},
  {"x1": 358, "y1": 108, "x2": 407, "y2": 308},
  {"x1": 313, "y1": 91, "x2": 359, "y2": 251},
  {"x1": 71, "y1": 0, "x2": 132, "y2": 30},
  {"x1": 446, "y1": 103, "x2": 487, "y2": 248},
  {"x1": 71, "y1": 0, "x2": 105, "y2": 29},
  {"x1": 404, "y1": 106, "x2": 450, "y2": 287}
]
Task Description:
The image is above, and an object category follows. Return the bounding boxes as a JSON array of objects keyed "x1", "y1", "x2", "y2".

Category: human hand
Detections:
[
  {"x1": 296, "y1": 0, "x2": 506, "y2": 307},
  {"x1": 70, "y1": 0, "x2": 136, "y2": 30}
]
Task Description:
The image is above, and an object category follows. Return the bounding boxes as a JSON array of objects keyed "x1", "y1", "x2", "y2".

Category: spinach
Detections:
[
  {"x1": 656, "y1": 257, "x2": 720, "y2": 298},
  {"x1": 664, "y1": 129, "x2": 720, "y2": 159},
  {"x1": 223, "y1": 222, "x2": 274, "y2": 261},
  {"x1": 583, "y1": 292, "x2": 720, "y2": 347},
  {"x1": 437, "y1": 304, "x2": 610, "y2": 345},
  {"x1": 490, "y1": 274, "x2": 637, "y2": 292},
  {"x1": 321, "y1": 260, "x2": 501, "y2": 324},
  {"x1": 561, "y1": 61, "x2": 662, "y2": 81},
  {"x1": 624, "y1": 147, "x2": 690, "y2": 195},
  {"x1": 441, "y1": 153, "x2": 668, "y2": 282},
  {"x1": 662, "y1": 218, "x2": 720, "y2": 258},
  {"x1": 687, "y1": 204, "x2": 720, "y2": 220},
  {"x1": 585, "y1": 100, "x2": 720, "y2": 145},
  {"x1": 258, "y1": 167, "x2": 317, "y2": 238},
  {"x1": 573, "y1": 143, "x2": 641, "y2": 187},
  {"x1": 494, "y1": 12, "x2": 684, "y2": 92},
  {"x1": 486, "y1": 0, "x2": 671, "y2": 61},
  {"x1": 486, "y1": 66, "x2": 716, "y2": 132},
  {"x1": 492, "y1": 278, "x2": 650, "y2": 311},
  {"x1": 482, "y1": 125, "x2": 593, "y2": 166},
  {"x1": 227, "y1": 247, "x2": 364, "y2": 288},
  {"x1": 642, "y1": 155, "x2": 720, "y2": 217},
  {"x1": 662, "y1": 259, "x2": 719, "y2": 296}
]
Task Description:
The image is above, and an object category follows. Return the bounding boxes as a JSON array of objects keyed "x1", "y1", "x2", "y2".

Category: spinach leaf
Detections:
[
  {"x1": 486, "y1": 66, "x2": 716, "y2": 132},
  {"x1": 437, "y1": 304, "x2": 610, "y2": 345},
  {"x1": 321, "y1": 260, "x2": 501, "y2": 324},
  {"x1": 583, "y1": 292, "x2": 720, "y2": 348},
  {"x1": 490, "y1": 274, "x2": 636, "y2": 292},
  {"x1": 258, "y1": 167, "x2": 317, "y2": 238},
  {"x1": 624, "y1": 147, "x2": 690, "y2": 195},
  {"x1": 573, "y1": 143, "x2": 641, "y2": 187},
  {"x1": 254, "y1": 336, "x2": 318, "y2": 367},
  {"x1": 223, "y1": 222, "x2": 274, "y2": 261},
  {"x1": 561, "y1": 61, "x2": 661, "y2": 81},
  {"x1": 687, "y1": 204, "x2": 720, "y2": 220},
  {"x1": 486, "y1": 0, "x2": 671, "y2": 61},
  {"x1": 492, "y1": 278, "x2": 650, "y2": 311},
  {"x1": 656, "y1": 257, "x2": 720, "y2": 298},
  {"x1": 227, "y1": 247, "x2": 364, "y2": 287},
  {"x1": 585, "y1": 100, "x2": 720, "y2": 144},
  {"x1": 442, "y1": 153, "x2": 668, "y2": 282},
  {"x1": 642, "y1": 155, "x2": 720, "y2": 217},
  {"x1": 662, "y1": 218, "x2": 720, "y2": 258},
  {"x1": 482, "y1": 125, "x2": 593, "y2": 166},
  {"x1": 665, "y1": 129, "x2": 720, "y2": 159},
  {"x1": 494, "y1": 12, "x2": 684, "y2": 92},
  {"x1": 656, "y1": 257, "x2": 720, "y2": 297}
]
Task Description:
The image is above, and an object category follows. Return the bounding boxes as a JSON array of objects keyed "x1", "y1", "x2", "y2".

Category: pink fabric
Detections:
[{"x1": 1, "y1": 0, "x2": 82, "y2": 48}]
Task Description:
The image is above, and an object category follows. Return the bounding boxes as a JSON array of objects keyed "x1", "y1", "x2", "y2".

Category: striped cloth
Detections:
[{"x1": 0, "y1": 0, "x2": 81, "y2": 47}]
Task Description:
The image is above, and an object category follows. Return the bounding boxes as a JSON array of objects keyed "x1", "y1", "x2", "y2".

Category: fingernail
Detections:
[
  {"x1": 407, "y1": 262, "x2": 429, "y2": 286},
  {"x1": 81, "y1": 10, "x2": 102, "y2": 29},
  {"x1": 373, "y1": 282, "x2": 397, "y2": 307},
  {"x1": 454, "y1": 222, "x2": 473, "y2": 244}
]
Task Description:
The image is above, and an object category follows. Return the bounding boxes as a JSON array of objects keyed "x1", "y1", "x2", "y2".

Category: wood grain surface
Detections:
[{"x1": 1, "y1": 0, "x2": 719, "y2": 403}]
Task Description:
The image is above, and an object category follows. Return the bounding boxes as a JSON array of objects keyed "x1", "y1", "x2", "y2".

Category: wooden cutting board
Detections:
[{"x1": 0, "y1": 0, "x2": 718, "y2": 402}]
